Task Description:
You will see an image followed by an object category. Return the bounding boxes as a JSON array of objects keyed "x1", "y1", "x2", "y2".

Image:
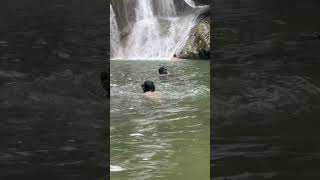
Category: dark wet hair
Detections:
[
  {"x1": 158, "y1": 66, "x2": 167, "y2": 75},
  {"x1": 142, "y1": 80, "x2": 155, "y2": 93}
]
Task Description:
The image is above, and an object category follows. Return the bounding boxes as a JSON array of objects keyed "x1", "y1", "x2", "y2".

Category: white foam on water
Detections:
[
  {"x1": 129, "y1": 133, "x2": 144, "y2": 137},
  {"x1": 110, "y1": 165, "x2": 126, "y2": 172}
]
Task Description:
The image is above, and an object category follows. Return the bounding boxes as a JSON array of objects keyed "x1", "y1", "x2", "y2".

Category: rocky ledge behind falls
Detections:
[
  {"x1": 179, "y1": 11, "x2": 210, "y2": 59},
  {"x1": 177, "y1": 0, "x2": 211, "y2": 60},
  {"x1": 179, "y1": 0, "x2": 211, "y2": 59}
]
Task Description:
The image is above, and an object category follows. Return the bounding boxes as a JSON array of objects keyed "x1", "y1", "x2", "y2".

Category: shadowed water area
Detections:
[
  {"x1": 213, "y1": 0, "x2": 320, "y2": 179},
  {"x1": 111, "y1": 60, "x2": 210, "y2": 180},
  {"x1": 0, "y1": 0, "x2": 107, "y2": 179}
]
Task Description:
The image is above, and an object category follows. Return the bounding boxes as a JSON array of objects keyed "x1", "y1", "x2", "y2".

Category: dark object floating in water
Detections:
[{"x1": 100, "y1": 71, "x2": 109, "y2": 97}]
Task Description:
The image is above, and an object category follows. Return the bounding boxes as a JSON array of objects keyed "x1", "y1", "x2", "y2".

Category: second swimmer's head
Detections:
[{"x1": 158, "y1": 66, "x2": 167, "y2": 75}]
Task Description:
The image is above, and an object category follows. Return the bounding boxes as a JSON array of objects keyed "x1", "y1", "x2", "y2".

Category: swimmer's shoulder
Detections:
[{"x1": 144, "y1": 91, "x2": 161, "y2": 97}]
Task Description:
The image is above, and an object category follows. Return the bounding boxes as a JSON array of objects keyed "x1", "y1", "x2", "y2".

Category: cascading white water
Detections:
[
  {"x1": 111, "y1": 0, "x2": 207, "y2": 60},
  {"x1": 110, "y1": 4, "x2": 122, "y2": 58},
  {"x1": 156, "y1": 0, "x2": 176, "y2": 17},
  {"x1": 135, "y1": 0, "x2": 154, "y2": 20},
  {"x1": 184, "y1": 0, "x2": 196, "y2": 8}
]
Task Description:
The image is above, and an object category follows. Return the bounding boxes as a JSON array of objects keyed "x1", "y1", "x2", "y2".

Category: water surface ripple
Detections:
[
  {"x1": 213, "y1": 0, "x2": 320, "y2": 179},
  {"x1": 111, "y1": 60, "x2": 210, "y2": 180}
]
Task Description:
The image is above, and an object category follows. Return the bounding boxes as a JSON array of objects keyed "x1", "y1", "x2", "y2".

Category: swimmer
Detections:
[
  {"x1": 158, "y1": 66, "x2": 174, "y2": 81},
  {"x1": 142, "y1": 80, "x2": 160, "y2": 96},
  {"x1": 158, "y1": 66, "x2": 167, "y2": 75},
  {"x1": 158, "y1": 66, "x2": 169, "y2": 81}
]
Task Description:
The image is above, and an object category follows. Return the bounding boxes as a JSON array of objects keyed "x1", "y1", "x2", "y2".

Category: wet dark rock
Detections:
[{"x1": 179, "y1": 14, "x2": 210, "y2": 59}]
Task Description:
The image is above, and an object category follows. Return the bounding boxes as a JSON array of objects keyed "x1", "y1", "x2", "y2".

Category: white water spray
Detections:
[
  {"x1": 110, "y1": 5, "x2": 122, "y2": 58},
  {"x1": 111, "y1": 0, "x2": 207, "y2": 60},
  {"x1": 184, "y1": 0, "x2": 196, "y2": 8},
  {"x1": 156, "y1": 0, "x2": 176, "y2": 17}
]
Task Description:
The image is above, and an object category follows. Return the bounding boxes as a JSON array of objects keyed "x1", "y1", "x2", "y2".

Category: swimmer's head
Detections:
[
  {"x1": 158, "y1": 66, "x2": 167, "y2": 75},
  {"x1": 142, "y1": 80, "x2": 155, "y2": 93}
]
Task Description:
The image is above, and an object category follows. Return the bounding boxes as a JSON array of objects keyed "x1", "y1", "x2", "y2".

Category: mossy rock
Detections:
[{"x1": 180, "y1": 16, "x2": 210, "y2": 59}]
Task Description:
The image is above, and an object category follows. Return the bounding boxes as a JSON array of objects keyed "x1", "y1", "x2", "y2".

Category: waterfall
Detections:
[
  {"x1": 110, "y1": 4, "x2": 122, "y2": 58},
  {"x1": 135, "y1": 0, "x2": 154, "y2": 20},
  {"x1": 156, "y1": 0, "x2": 176, "y2": 17},
  {"x1": 110, "y1": 0, "x2": 207, "y2": 60}
]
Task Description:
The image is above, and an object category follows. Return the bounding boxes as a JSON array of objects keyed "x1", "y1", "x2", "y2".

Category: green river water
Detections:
[{"x1": 110, "y1": 60, "x2": 210, "y2": 180}]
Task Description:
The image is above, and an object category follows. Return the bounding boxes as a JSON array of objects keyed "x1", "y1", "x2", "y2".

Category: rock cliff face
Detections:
[{"x1": 180, "y1": 13, "x2": 210, "y2": 59}]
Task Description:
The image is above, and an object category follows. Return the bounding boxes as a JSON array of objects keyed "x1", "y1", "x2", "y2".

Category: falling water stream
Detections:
[
  {"x1": 110, "y1": 5, "x2": 122, "y2": 58},
  {"x1": 110, "y1": 0, "x2": 208, "y2": 60}
]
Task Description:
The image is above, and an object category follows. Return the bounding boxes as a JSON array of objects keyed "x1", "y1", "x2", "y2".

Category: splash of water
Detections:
[{"x1": 110, "y1": 165, "x2": 125, "y2": 172}]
